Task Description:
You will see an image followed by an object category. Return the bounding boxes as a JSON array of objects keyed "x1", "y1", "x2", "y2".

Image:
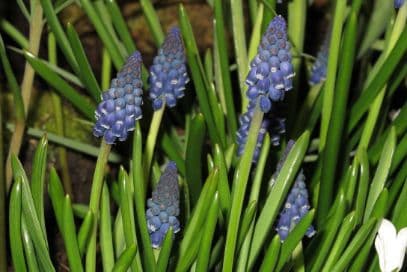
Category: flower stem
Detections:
[
  {"x1": 85, "y1": 140, "x2": 111, "y2": 271},
  {"x1": 143, "y1": 105, "x2": 165, "y2": 184}
]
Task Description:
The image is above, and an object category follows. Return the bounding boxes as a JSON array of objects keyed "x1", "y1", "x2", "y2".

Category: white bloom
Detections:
[{"x1": 375, "y1": 219, "x2": 407, "y2": 272}]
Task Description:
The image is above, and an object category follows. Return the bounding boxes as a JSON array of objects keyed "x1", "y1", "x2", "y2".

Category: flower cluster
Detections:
[
  {"x1": 395, "y1": 0, "x2": 405, "y2": 8},
  {"x1": 146, "y1": 162, "x2": 180, "y2": 248},
  {"x1": 93, "y1": 52, "x2": 143, "y2": 144},
  {"x1": 276, "y1": 170, "x2": 316, "y2": 241},
  {"x1": 309, "y1": 32, "x2": 329, "y2": 85},
  {"x1": 273, "y1": 140, "x2": 315, "y2": 241},
  {"x1": 149, "y1": 27, "x2": 189, "y2": 110},
  {"x1": 245, "y1": 15, "x2": 294, "y2": 113},
  {"x1": 236, "y1": 16, "x2": 293, "y2": 162}
]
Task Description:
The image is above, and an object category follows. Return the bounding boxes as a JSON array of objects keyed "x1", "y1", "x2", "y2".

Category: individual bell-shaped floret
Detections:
[
  {"x1": 276, "y1": 170, "x2": 316, "y2": 241},
  {"x1": 146, "y1": 161, "x2": 180, "y2": 248},
  {"x1": 149, "y1": 27, "x2": 189, "y2": 111},
  {"x1": 93, "y1": 52, "x2": 143, "y2": 144}
]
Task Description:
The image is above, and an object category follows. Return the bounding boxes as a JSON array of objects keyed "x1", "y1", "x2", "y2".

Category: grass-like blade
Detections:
[
  {"x1": 195, "y1": 193, "x2": 220, "y2": 272},
  {"x1": 66, "y1": 23, "x2": 101, "y2": 102},
  {"x1": 213, "y1": 144, "x2": 231, "y2": 217},
  {"x1": 259, "y1": 234, "x2": 280, "y2": 272},
  {"x1": 248, "y1": 131, "x2": 310, "y2": 268},
  {"x1": 105, "y1": 0, "x2": 136, "y2": 54},
  {"x1": 156, "y1": 229, "x2": 174, "y2": 272},
  {"x1": 30, "y1": 135, "x2": 48, "y2": 234},
  {"x1": 140, "y1": 0, "x2": 164, "y2": 45},
  {"x1": 48, "y1": 168, "x2": 65, "y2": 232},
  {"x1": 364, "y1": 127, "x2": 395, "y2": 221},
  {"x1": 185, "y1": 114, "x2": 206, "y2": 206},
  {"x1": 62, "y1": 195, "x2": 83, "y2": 272},
  {"x1": 77, "y1": 210, "x2": 94, "y2": 257},
  {"x1": 276, "y1": 210, "x2": 315, "y2": 271},
  {"x1": 0, "y1": 19, "x2": 29, "y2": 49},
  {"x1": 9, "y1": 178, "x2": 27, "y2": 272},
  {"x1": 24, "y1": 51, "x2": 95, "y2": 120},
  {"x1": 21, "y1": 217, "x2": 40, "y2": 272},
  {"x1": 112, "y1": 244, "x2": 138, "y2": 272}
]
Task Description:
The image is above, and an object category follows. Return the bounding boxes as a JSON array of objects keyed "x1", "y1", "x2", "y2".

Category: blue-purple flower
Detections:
[
  {"x1": 146, "y1": 161, "x2": 180, "y2": 248},
  {"x1": 309, "y1": 32, "x2": 329, "y2": 85},
  {"x1": 149, "y1": 27, "x2": 189, "y2": 110},
  {"x1": 245, "y1": 15, "x2": 294, "y2": 113},
  {"x1": 93, "y1": 52, "x2": 143, "y2": 144},
  {"x1": 274, "y1": 141, "x2": 316, "y2": 241},
  {"x1": 395, "y1": 0, "x2": 405, "y2": 8}
]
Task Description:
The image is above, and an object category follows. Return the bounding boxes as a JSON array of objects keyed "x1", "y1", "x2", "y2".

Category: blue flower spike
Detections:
[
  {"x1": 245, "y1": 15, "x2": 294, "y2": 113},
  {"x1": 146, "y1": 161, "x2": 180, "y2": 248},
  {"x1": 274, "y1": 142, "x2": 316, "y2": 241},
  {"x1": 149, "y1": 27, "x2": 189, "y2": 111},
  {"x1": 93, "y1": 52, "x2": 143, "y2": 144},
  {"x1": 395, "y1": 0, "x2": 405, "y2": 8},
  {"x1": 309, "y1": 32, "x2": 330, "y2": 85}
]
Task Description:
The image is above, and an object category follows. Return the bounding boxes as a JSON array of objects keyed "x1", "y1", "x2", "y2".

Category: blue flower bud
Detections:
[
  {"x1": 146, "y1": 162, "x2": 180, "y2": 248},
  {"x1": 93, "y1": 52, "x2": 143, "y2": 144},
  {"x1": 149, "y1": 27, "x2": 189, "y2": 110}
]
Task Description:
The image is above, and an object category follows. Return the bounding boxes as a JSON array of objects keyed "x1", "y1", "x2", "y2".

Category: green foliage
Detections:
[{"x1": 2, "y1": 0, "x2": 407, "y2": 271}]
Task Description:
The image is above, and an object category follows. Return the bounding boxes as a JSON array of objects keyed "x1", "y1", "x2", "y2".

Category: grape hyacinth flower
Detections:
[
  {"x1": 93, "y1": 52, "x2": 143, "y2": 144},
  {"x1": 236, "y1": 15, "x2": 293, "y2": 162},
  {"x1": 245, "y1": 15, "x2": 294, "y2": 113},
  {"x1": 276, "y1": 170, "x2": 316, "y2": 241},
  {"x1": 149, "y1": 27, "x2": 189, "y2": 110},
  {"x1": 309, "y1": 32, "x2": 329, "y2": 85},
  {"x1": 395, "y1": 0, "x2": 405, "y2": 8},
  {"x1": 146, "y1": 162, "x2": 180, "y2": 248}
]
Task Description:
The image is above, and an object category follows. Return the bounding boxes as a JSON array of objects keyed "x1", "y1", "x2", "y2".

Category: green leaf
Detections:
[
  {"x1": 196, "y1": 193, "x2": 220, "y2": 272},
  {"x1": 322, "y1": 211, "x2": 356, "y2": 271},
  {"x1": 132, "y1": 124, "x2": 156, "y2": 271},
  {"x1": 77, "y1": 211, "x2": 94, "y2": 257},
  {"x1": 48, "y1": 168, "x2": 65, "y2": 232},
  {"x1": 78, "y1": 0, "x2": 124, "y2": 69},
  {"x1": 258, "y1": 234, "x2": 280, "y2": 272},
  {"x1": 355, "y1": 149, "x2": 369, "y2": 225},
  {"x1": 330, "y1": 218, "x2": 377, "y2": 272},
  {"x1": 24, "y1": 51, "x2": 95, "y2": 120},
  {"x1": 66, "y1": 23, "x2": 102, "y2": 102},
  {"x1": 39, "y1": 0, "x2": 78, "y2": 71},
  {"x1": 213, "y1": 144, "x2": 231, "y2": 216},
  {"x1": 248, "y1": 131, "x2": 310, "y2": 268},
  {"x1": 105, "y1": 0, "x2": 136, "y2": 54},
  {"x1": 358, "y1": 0, "x2": 393, "y2": 57},
  {"x1": 185, "y1": 114, "x2": 206, "y2": 206},
  {"x1": 9, "y1": 178, "x2": 27, "y2": 272},
  {"x1": 100, "y1": 184, "x2": 114, "y2": 271},
  {"x1": 213, "y1": 0, "x2": 237, "y2": 137},
  {"x1": 178, "y1": 4, "x2": 222, "y2": 146},
  {"x1": 237, "y1": 201, "x2": 257, "y2": 250},
  {"x1": 0, "y1": 34, "x2": 25, "y2": 120},
  {"x1": 30, "y1": 135, "x2": 48, "y2": 235},
  {"x1": 21, "y1": 217, "x2": 40, "y2": 272},
  {"x1": 112, "y1": 244, "x2": 138, "y2": 272},
  {"x1": 62, "y1": 195, "x2": 83, "y2": 272},
  {"x1": 0, "y1": 19, "x2": 29, "y2": 49},
  {"x1": 156, "y1": 229, "x2": 174, "y2": 272},
  {"x1": 276, "y1": 210, "x2": 315, "y2": 271},
  {"x1": 179, "y1": 168, "x2": 219, "y2": 258},
  {"x1": 140, "y1": 0, "x2": 164, "y2": 45},
  {"x1": 364, "y1": 127, "x2": 395, "y2": 221},
  {"x1": 11, "y1": 156, "x2": 55, "y2": 271},
  {"x1": 348, "y1": 27, "x2": 407, "y2": 133}
]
